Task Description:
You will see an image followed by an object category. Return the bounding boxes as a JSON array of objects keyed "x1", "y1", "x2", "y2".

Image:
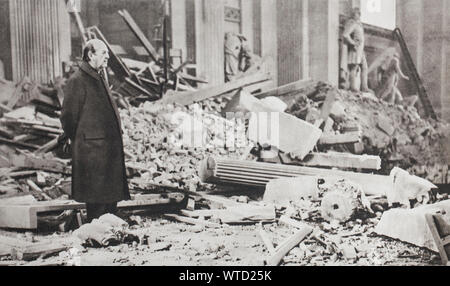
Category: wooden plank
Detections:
[
  {"x1": 118, "y1": 10, "x2": 160, "y2": 62},
  {"x1": 266, "y1": 225, "x2": 313, "y2": 266},
  {"x1": 8, "y1": 153, "x2": 70, "y2": 174},
  {"x1": 34, "y1": 137, "x2": 59, "y2": 154},
  {"x1": 177, "y1": 71, "x2": 208, "y2": 84},
  {"x1": 26, "y1": 180, "x2": 52, "y2": 200},
  {"x1": 29, "y1": 124, "x2": 62, "y2": 135},
  {"x1": 253, "y1": 79, "x2": 315, "y2": 99},
  {"x1": 197, "y1": 194, "x2": 242, "y2": 208},
  {"x1": 0, "y1": 127, "x2": 14, "y2": 139},
  {"x1": 123, "y1": 77, "x2": 154, "y2": 97},
  {"x1": 425, "y1": 214, "x2": 449, "y2": 265},
  {"x1": 162, "y1": 73, "x2": 271, "y2": 105},
  {"x1": 278, "y1": 215, "x2": 311, "y2": 230},
  {"x1": 11, "y1": 241, "x2": 69, "y2": 261},
  {"x1": 285, "y1": 152, "x2": 381, "y2": 170},
  {"x1": 7, "y1": 170, "x2": 37, "y2": 178},
  {"x1": 164, "y1": 214, "x2": 222, "y2": 228},
  {"x1": 179, "y1": 205, "x2": 275, "y2": 223},
  {"x1": 0, "y1": 137, "x2": 40, "y2": 150},
  {"x1": 318, "y1": 131, "x2": 361, "y2": 145}
]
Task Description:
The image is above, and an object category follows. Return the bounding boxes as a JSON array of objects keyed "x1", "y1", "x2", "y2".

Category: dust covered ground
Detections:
[{"x1": 1, "y1": 211, "x2": 440, "y2": 266}]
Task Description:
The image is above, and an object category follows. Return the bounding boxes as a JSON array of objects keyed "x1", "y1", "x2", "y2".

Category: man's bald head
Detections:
[{"x1": 82, "y1": 39, "x2": 109, "y2": 70}]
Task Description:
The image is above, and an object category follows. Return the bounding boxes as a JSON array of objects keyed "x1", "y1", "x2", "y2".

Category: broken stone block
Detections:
[
  {"x1": 377, "y1": 115, "x2": 395, "y2": 136},
  {"x1": 248, "y1": 111, "x2": 322, "y2": 160},
  {"x1": 263, "y1": 176, "x2": 319, "y2": 204},
  {"x1": 374, "y1": 199, "x2": 450, "y2": 252},
  {"x1": 223, "y1": 90, "x2": 322, "y2": 160},
  {"x1": 260, "y1": 96, "x2": 287, "y2": 112},
  {"x1": 305, "y1": 108, "x2": 321, "y2": 124},
  {"x1": 340, "y1": 244, "x2": 357, "y2": 260},
  {"x1": 387, "y1": 167, "x2": 437, "y2": 207},
  {"x1": 329, "y1": 102, "x2": 346, "y2": 122}
]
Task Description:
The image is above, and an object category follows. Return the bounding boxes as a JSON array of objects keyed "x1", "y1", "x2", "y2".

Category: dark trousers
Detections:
[{"x1": 86, "y1": 202, "x2": 118, "y2": 223}]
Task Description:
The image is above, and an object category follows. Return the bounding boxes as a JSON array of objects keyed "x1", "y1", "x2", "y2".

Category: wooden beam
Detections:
[
  {"x1": 253, "y1": 79, "x2": 316, "y2": 99},
  {"x1": 164, "y1": 214, "x2": 222, "y2": 228},
  {"x1": 118, "y1": 10, "x2": 160, "y2": 62},
  {"x1": 283, "y1": 152, "x2": 381, "y2": 170},
  {"x1": 266, "y1": 225, "x2": 313, "y2": 266},
  {"x1": 11, "y1": 241, "x2": 70, "y2": 261},
  {"x1": 162, "y1": 73, "x2": 271, "y2": 106},
  {"x1": 26, "y1": 180, "x2": 52, "y2": 200},
  {"x1": 279, "y1": 215, "x2": 311, "y2": 230},
  {"x1": 180, "y1": 205, "x2": 275, "y2": 224},
  {"x1": 0, "y1": 137, "x2": 40, "y2": 150},
  {"x1": 318, "y1": 131, "x2": 361, "y2": 145},
  {"x1": 34, "y1": 137, "x2": 59, "y2": 154},
  {"x1": 8, "y1": 152, "x2": 71, "y2": 174},
  {"x1": 425, "y1": 214, "x2": 449, "y2": 265}
]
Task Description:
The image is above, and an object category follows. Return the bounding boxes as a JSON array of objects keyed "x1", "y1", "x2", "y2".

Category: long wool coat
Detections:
[{"x1": 61, "y1": 62, "x2": 130, "y2": 204}]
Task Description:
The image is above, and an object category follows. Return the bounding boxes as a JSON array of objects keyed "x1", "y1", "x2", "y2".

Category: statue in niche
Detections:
[
  {"x1": 339, "y1": 8, "x2": 371, "y2": 93},
  {"x1": 224, "y1": 32, "x2": 261, "y2": 82},
  {"x1": 224, "y1": 32, "x2": 246, "y2": 82}
]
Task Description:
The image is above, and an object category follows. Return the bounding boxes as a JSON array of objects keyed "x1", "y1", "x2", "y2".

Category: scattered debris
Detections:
[
  {"x1": 73, "y1": 214, "x2": 139, "y2": 247},
  {"x1": 374, "y1": 199, "x2": 450, "y2": 252}
]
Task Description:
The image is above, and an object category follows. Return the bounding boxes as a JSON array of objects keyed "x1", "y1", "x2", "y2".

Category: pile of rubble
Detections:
[
  {"x1": 0, "y1": 76, "x2": 72, "y2": 203},
  {"x1": 121, "y1": 98, "x2": 249, "y2": 192},
  {"x1": 0, "y1": 7, "x2": 449, "y2": 265}
]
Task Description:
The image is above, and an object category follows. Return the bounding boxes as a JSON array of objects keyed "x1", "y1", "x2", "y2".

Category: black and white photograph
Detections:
[{"x1": 0, "y1": 0, "x2": 449, "y2": 270}]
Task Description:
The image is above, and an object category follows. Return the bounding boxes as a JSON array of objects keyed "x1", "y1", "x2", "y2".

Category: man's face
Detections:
[
  {"x1": 89, "y1": 42, "x2": 109, "y2": 70},
  {"x1": 352, "y1": 9, "x2": 361, "y2": 21}
]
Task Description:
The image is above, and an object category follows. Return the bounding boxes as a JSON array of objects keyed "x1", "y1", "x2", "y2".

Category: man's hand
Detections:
[{"x1": 63, "y1": 139, "x2": 72, "y2": 154}]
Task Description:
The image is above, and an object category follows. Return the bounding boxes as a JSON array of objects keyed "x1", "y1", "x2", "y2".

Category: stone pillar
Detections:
[
  {"x1": 260, "y1": 0, "x2": 278, "y2": 87},
  {"x1": 422, "y1": 0, "x2": 445, "y2": 117},
  {"x1": 309, "y1": 0, "x2": 339, "y2": 86},
  {"x1": 440, "y1": 0, "x2": 450, "y2": 121},
  {"x1": 195, "y1": 0, "x2": 224, "y2": 86},
  {"x1": 170, "y1": 0, "x2": 187, "y2": 64},
  {"x1": 276, "y1": 0, "x2": 309, "y2": 85},
  {"x1": 241, "y1": 0, "x2": 254, "y2": 52}
]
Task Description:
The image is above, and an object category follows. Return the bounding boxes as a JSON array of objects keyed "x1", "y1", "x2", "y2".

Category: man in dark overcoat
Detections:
[{"x1": 61, "y1": 39, "x2": 130, "y2": 222}]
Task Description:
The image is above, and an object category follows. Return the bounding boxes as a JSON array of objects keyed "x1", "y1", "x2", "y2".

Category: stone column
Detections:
[
  {"x1": 276, "y1": 0, "x2": 309, "y2": 85},
  {"x1": 309, "y1": 0, "x2": 340, "y2": 86}
]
